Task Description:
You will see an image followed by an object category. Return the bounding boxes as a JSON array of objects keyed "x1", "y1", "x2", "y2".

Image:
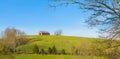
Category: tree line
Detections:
[{"x1": 33, "y1": 45, "x2": 66, "y2": 55}]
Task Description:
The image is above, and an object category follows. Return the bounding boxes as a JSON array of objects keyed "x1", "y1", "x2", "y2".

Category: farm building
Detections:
[{"x1": 39, "y1": 31, "x2": 50, "y2": 35}]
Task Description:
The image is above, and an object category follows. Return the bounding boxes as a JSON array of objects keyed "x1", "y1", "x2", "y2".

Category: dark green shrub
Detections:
[
  {"x1": 40, "y1": 48, "x2": 46, "y2": 55},
  {"x1": 33, "y1": 45, "x2": 39, "y2": 54},
  {"x1": 61, "y1": 49, "x2": 66, "y2": 55},
  {"x1": 52, "y1": 45, "x2": 57, "y2": 54},
  {"x1": 48, "y1": 47, "x2": 52, "y2": 54}
]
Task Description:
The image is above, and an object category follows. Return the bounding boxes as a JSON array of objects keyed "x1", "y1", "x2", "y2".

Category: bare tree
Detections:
[
  {"x1": 0, "y1": 27, "x2": 27, "y2": 54},
  {"x1": 2, "y1": 28, "x2": 17, "y2": 53},
  {"x1": 54, "y1": 30, "x2": 62, "y2": 36},
  {"x1": 51, "y1": 0, "x2": 120, "y2": 59},
  {"x1": 51, "y1": 0, "x2": 120, "y2": 39}
]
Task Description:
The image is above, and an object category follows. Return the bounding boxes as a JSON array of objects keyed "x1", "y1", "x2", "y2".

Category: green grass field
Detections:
[
  {"x1": 1, "y1": 35, "x2": 104, "y2": 59},
  {"x1": 0, "y1": 54, "x2": 104, "y2": 59},
  {"x1": 16, "y1": 35, "x2": 97, "y2": 54}
]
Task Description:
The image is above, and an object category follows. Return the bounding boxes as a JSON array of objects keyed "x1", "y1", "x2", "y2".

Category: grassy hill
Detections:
[
  {"x1": 16, "y1": 35, "x2": 98, "y2": 54},
  {"x1": 1, "y1": 35, "x2": 119, "y2": 59}
]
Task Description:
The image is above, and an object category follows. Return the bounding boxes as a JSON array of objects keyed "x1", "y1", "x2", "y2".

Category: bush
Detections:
[
  {"x1": 91, "y1": 40, "x2": 120, "y2": 59},
  {"x1": 16, "y1": 38, "x2": 29, "y2": 46},
  {"x1": 33, "y1": 45, "x2": 39, "y2": 54},
  {"x1": 52, "y1": 45, "x2": 57, "y2": 54},
  {"x1": 61, "y1": 49, "x2": 66, "y2": 55},
  {"x1": 47, "y1": 46, "x2": 58, "y2": 55},
  {"x1": 40, "y1": 48, "x2": 46, "y2": 55},
  {"x1": 48, "y1": 47, "x2": 52, "y2": 54}
]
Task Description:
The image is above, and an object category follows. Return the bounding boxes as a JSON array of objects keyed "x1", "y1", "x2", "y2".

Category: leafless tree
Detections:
[
  {"x1": 51, "y1": 0, "x2": 120, "y2": 39},
  {"x1": 51, "y1": 0, "x2": 120, "y2": 59},
  {"x1": 0, "y1": 27, "x2": 28, "y2": 54},
  {"x1": 54, "y1": 30, "x2": 62, "y2": 36}
]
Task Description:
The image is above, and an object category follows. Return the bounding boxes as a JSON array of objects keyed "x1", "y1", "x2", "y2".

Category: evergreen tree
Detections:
[
  {"x1": 40, "y1": 48, "x2": 46, "y2": 55},
  {"x1": 61, "y1": 49, "x2": 66, "y2": 55},
  {"x1": 52, "y1": 45, "x2": 57, "y2": 54},
  {"x1": 48, "y1": 47, "x2": 52, "y2": 54},
  {"x1": 33, "y1": 45, "x2": 39, "y2": 54}
]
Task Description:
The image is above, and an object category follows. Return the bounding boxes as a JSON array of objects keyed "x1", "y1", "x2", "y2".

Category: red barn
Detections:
[{"x1": 39, "y1": 31, "x2": 50, "y2": 35}]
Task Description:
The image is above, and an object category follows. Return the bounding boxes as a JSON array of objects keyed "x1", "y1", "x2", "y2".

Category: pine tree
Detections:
[
  {"x1": 52, "y1": 45, "x2": 57, "y2": 54},
  {"x1": 40, "y1": 48, "x2": 46, "y2": 55},
  {"x1": 33, "y1": 45, "x2": 39, "y2": 54},
  {"x1": 61, "y1": 49, "x2": 66, "y2": 55},
  {"x1": 48, "y1": 47, "x2": 52, "y2": 54}
]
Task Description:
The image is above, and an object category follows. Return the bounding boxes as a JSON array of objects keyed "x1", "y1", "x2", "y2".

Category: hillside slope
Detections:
[{"x1": 16, "y1": 35, "x2": 98, "y2": 54}]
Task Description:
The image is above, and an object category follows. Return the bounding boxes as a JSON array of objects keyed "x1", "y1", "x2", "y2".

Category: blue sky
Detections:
[{"x1": 0, "y1": 0, "x2": 98, "y2": 37}]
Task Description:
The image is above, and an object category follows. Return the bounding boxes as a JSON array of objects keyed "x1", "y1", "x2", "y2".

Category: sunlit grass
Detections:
[
  {"x1": 0, "y1": 54, "x2": 105, "y2": 59},
  {"x1": 16, "y1": 35, "x2": 98, "y2": 54}
]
